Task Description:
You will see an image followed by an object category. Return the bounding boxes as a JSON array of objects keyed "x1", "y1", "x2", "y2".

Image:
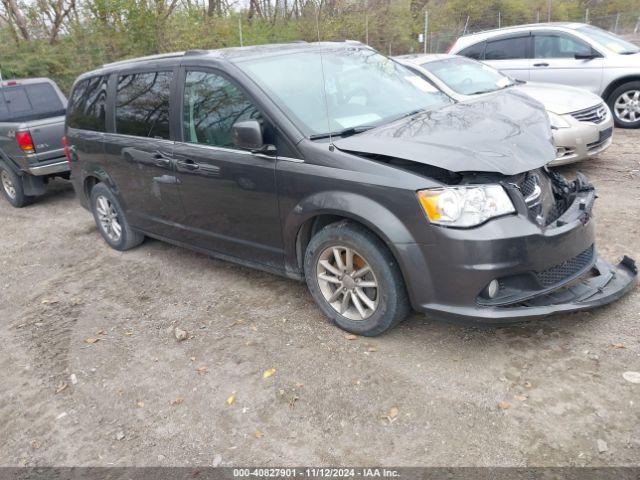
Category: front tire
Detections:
[
  {"x1": 90, "y1": 183, "x2": 144, "y2": 251},
  {"x1": 304, "y1": 220, "x2": 410, "y2": 336},
  {"x1": 607, "y1": 81, "x2": 640, "y2": 128},
  {"x1": 0, "y1": 166, "x2": 33, "y2": 208}
]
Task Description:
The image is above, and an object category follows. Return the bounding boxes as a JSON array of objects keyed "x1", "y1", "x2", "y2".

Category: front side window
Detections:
[
  {"x1": 485, "y1": 36, "x2": 528, "y2": 60},
  {"x1": 182, "y1": 71, "x2": 261, "y2": 148},
  {"x1": 534, "y1": 34, "x2": 591, "y2": 58},
  {"x1": 116, "y1": 71, "x2": 172, "y2": 139},
  {"x1": 67, "y1": 76, "x2": 108, "y2": 131},
  {"x1": 236, "y1": 47, "x2": 452, "y2": 137},
  {"x1": 421, "y1": 57, "x2": 515, "y2": 95}
]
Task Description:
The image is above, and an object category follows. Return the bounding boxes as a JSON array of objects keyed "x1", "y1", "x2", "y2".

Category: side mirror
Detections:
[{"x1": 232, "y1": 120, "x2": 266, "y2": 152}]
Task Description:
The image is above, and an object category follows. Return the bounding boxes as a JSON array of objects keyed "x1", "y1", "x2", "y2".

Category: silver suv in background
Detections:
[{"x1": 449, "y1": 23, "x2": 640, "y2": 128}]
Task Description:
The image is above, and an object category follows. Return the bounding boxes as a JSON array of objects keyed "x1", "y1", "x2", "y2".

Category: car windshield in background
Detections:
[
  {"x1": 0, "y1": 83, "x2": 65, "y2": 122},
  {"x1": 421, "y1": 57, "x2": 515, "y2": 96},
  {"x1": 237, "y1": 47, "x2": 452, "y2": 138},
  {"x1": 577, "y1": 25, "x2": 640, "y2": 54}
]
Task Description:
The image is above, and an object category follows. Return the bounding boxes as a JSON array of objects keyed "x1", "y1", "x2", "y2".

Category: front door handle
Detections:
[
  {"x1": 533, "y1": 62, "x2": 549, "y2": 67},
  {"x1": 177, "y1": 159, "x2": 200, "y2": 171}
]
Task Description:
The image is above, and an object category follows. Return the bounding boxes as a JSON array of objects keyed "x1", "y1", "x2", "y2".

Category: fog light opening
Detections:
[{"x1": 485, "y1": 280, "x2": 499, "y2": 299}]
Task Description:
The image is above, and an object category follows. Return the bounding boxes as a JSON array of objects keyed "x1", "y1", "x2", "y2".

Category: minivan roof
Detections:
[{"x1": 83, "y1": 41, "x2": 367, "y2": 80}]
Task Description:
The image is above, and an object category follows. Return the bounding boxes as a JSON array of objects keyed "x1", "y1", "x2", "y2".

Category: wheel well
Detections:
[
  {"x1": 83, "y1": 176, "x2": 101, "y2": 201},
  {"x1": 602, "y1": 76, "x2": 640, "y2": 102},
  {"x1": 295, "y1": 214, "x2": 404, "y2": 279},
  {"x1": 296, "y1": 214, "x2": 345, "y2": 270}
]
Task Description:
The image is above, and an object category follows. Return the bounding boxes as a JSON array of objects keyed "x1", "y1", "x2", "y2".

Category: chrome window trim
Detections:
[
  {"x1": 102, "y1": 132, "x2": 174, "y2": 145},
  {"x1": 177, "y1": 141, "x2": 305, "y2": 162}
]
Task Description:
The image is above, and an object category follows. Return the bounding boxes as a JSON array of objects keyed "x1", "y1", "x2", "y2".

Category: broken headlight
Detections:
[{"x1": 417, "y1": 185, "x2": 515, "y2": 228}]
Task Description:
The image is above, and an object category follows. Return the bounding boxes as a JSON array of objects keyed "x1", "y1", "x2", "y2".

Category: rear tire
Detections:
[
  {"x1": 607, "y1": 81, "x2": 640, "y2": 128},
  {"x1": 304, "y1": 220, "x2": 410, "y2": 336},
  {"x1": 0, "y1": 165, "x2": 33, "y2": 208},
  {"x1": 90, "y1": 183, "x2": 144, "y2": 251}
]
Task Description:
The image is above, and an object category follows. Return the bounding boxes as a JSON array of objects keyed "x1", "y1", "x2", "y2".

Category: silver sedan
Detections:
[{"x1": 396, "y1": 54, "x2": 613, "y2": 166}]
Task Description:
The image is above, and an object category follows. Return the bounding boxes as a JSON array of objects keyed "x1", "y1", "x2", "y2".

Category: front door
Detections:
[
  {"x1": 173, "y1": 69, "x2": 283, "y2": 269},
  {"x1": 529, "y1": 33, "x2": 604, "y2": 94}
]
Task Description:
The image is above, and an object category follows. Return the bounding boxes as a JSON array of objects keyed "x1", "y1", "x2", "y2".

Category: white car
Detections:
[
  {"x1": 396, "y1": 54, "x2": 613, "y2": 166},
  {"x1": 448, "y1": 23, "x2": 640, "y2": 128}
]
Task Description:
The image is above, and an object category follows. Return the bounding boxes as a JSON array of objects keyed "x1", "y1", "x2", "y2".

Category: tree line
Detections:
[{"x1": 1, "y1": 0, "x2": 638, "y2": 92}]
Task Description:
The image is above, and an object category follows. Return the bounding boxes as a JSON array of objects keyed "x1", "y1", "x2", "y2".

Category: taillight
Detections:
[
  {"x1": 62, "y1": 135, "x2": 71, "y2": 165},
  {"x1": 15, "y1": 131, "x2": 35, "y2": 153}
]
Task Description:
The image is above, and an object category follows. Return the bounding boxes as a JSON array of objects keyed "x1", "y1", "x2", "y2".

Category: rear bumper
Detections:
[{"x1": 28, "y1": 158, "x2": 69, "y2": 176}]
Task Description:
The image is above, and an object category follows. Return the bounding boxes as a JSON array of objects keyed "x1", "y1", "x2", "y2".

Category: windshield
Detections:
[
  {"x1": 236, "y1": 47, "x2": 452, "y2": 137},
  {"x1": 421, "y1": 57, "x2": 515, "y2": 95},
  {"x1": 576, "y1": 25, "x2": 639, "y2": 54}
]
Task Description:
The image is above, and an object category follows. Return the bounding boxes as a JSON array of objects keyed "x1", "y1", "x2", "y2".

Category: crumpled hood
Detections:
[
  {"x1": 334, "y1": 89, "x2": 556, "y2": 176},
  {"x1": 514, "y1": 82, "x2": 603, "y2": 114}
]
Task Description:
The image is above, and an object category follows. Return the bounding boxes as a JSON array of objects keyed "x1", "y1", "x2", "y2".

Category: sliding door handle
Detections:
[
  {"x1": 153, "y1": 153, "x2": 172, "y2": 168},
  {"x1": 533, "y1": 62, "x2": 549, "y2": 67},
  {"x1": 177, "y1": 159, "x2": 200, "y2": 171}
]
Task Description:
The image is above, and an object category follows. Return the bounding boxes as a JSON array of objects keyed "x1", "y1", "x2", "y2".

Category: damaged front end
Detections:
[
  {"x1": 332, "y1": 91, "x2": 636, "y2": 322},
  {"x1": 470, "y1": 168, "x2": 638, "y2": 318},
  {"x1": 393, "y1": 164, "x2": 636, "y2": 323}
]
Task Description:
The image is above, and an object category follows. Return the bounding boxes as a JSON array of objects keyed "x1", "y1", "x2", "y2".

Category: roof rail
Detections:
[
  {"x1": 102, "y1": 51, "x2": 186, "y2": 69},
  {"x1": 184, "y1": 49, "x2": 210, "y2": 56}
]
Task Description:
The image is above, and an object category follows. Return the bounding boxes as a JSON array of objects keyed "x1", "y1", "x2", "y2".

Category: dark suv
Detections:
[{"x1": 66, "y1": 42, "x2": 636, "y2": 336}]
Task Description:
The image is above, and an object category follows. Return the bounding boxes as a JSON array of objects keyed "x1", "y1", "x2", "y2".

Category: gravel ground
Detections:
[{"x1": 0, "y1": 129, "x2": 639, "y2": 467}]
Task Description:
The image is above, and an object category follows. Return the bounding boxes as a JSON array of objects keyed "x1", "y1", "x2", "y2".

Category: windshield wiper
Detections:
[
  {"x1": 620, "y1": 50, "x2": 639, "y2": 55},
  {"x1": 467, "y1": 88, "x2": 499, "y2": 95},
  {"x1": 468, "y1": 83, "x2": 513, "y2": 95},
  {"x1": 309, "y1": 125, "x2": 375, "y2": 140}
]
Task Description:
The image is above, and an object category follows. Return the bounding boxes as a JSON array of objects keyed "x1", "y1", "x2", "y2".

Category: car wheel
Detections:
[
  {"x1": 304, "y1": 220, "x2": 410, "y2": 336},
  {"x1": 0, "y1": 165, "x2": 33, "y2": 208},
  {"x1": 607, "y1": 81, "x2": 640, "y2": 128},
  {"x1": 90, "y1": 183, "x2": 144, "y2": 251}
]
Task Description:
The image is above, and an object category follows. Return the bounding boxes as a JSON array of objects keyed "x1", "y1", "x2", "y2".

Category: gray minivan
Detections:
[{"x1": 65, "y1": 42, "x2": 636, "y2": 335}]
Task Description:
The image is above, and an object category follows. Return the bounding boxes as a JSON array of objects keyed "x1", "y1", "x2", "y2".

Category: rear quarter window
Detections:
[
  {"x1": 115, "y1": 71, "x2": 172, "y2": 140},
  {"x1": 67, "y1": 76, "x2": 109, "y2": 132}
]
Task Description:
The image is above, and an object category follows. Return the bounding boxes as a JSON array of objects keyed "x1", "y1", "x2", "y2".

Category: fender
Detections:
[
  {"x1": 282, "y1": 190, "x2": 417, "y2": 277},
  {"x1": 602, "y1": 75, "x2": 640, "y2": 102},
  {"x1": 0, "y1": 150, "x2": 22, "y2": 176},
  {"x1": 78, "y1": 163, "x2": 121, "y2": 206}
]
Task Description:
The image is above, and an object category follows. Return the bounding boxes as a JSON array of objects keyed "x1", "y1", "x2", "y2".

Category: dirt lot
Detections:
[{"x1": 1, "y1": 129, "x2": 639, "y2": 468}]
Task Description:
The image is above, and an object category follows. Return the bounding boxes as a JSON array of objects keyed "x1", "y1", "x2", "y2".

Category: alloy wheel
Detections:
[
  {"x1": 95, "y1": 195, "x2": 122, "y2": 242},
  {"x1": 1, "y1": 170, "x2": 16, "y2": 199},
  {"x1": 614, "y1": 90, "x2": 640, "y2": 124},
  {"x1": 316, "y1": 246, "x2": 379, "y2": 321}
]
